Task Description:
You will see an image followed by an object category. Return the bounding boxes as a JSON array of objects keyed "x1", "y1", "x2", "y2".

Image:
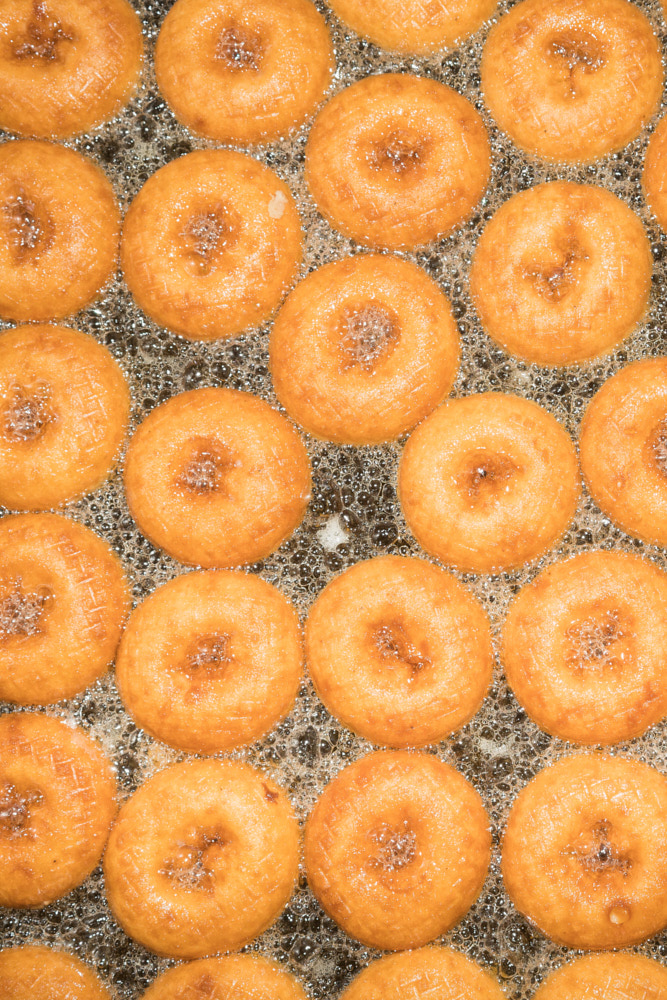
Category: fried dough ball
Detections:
[
  {"x1": 104, "y1": 758, "x2": 299, "y2": 958},
  {"x1": 470, "y1": 182, "x2": 651, "y2": 365},
  {"x1": 0, "y1": 0, "x2": 143, "y2": 139},
  {"x1": 140, "y1": 955, "x2": 307, "y2": 1000},
  {"x1": 0, "y1": 712, "x2": 116, "y2": 908},
  {"x1": 644, "y1": 115, "x2": 667, "y2": 232},
  {"x1": 123, "y1": 387, "x2": 311, "y2": 568},
  {"x1": 155, "y1": 0, "x2": 333, "y2": 145},
  {"x1": 0, "y1": 946, "x2": 111, "y2": 1000},
  {"x1": 305, "y1": 74, "x2": 491, "y2": 249},
  {"x1": 0, "y1": 324, "x2": 130, "y2": 510},
  {"x1": 534, "y1": 953, "x2": 667, "y2": 1000},
  {"x1": 339, "y1": 948, "x2": 506, "y2": 1000}
]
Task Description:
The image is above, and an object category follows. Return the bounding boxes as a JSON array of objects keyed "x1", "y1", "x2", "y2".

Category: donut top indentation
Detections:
[
  {"x1": 546, "y1": 30, "x2": 606, "y2": 97},
  {"x1": 562, "y1": 818, "x2": 633, "y2": 883},
  {"x1": 180, "y1": 206, "x2": 238, "y2": 276},
  {"x1": 367, "y1": 130, "x2": 429, "y2": 177},
  {"x1": 215, "y1": 21, "x2": 265, "y2": 74},
  {"x1": 369, "y1": 819, "x2": 419, "y2": 876},
  {"x1": 182, "y1": 632, "x2": 233, "y2": 677},
  {"x1": 10, "y1": 2, "x2": 74, "y2": 64},
  {"x1": 0, "y1": 579, "x2": 53, "y2": 640},
  {"x1": 4, "y1": 187, "x2": 54, "y2": 265},
  {"x1": 565, "y1": 604, "x2": 634, "y2": 673},
  {"x1": 371, "y1": 620, "x2": 431, "y2": 678},
  {"x1": 0, "y1": 780, "x2": 44, "y2": 838},
  {"x1": 456, "y1": 451, "x2": 522, "y2": 508},
  {"x1": 176, "y1": 437, "x2": 235, "y2": 496},
  {"x1": 522, "y1": 228, "x2": 589, "y2": 302},
  {"x1": 2, "y1": 383, "x2": 55, "y2": 443},
  {"x1": 159, "y1": 829, "x2": 231, "y2": 894},
  {"x1": 648, "y1": 418, "x2": 667, "y2": 480},
  {"x1": 339, "y1": 303, "x2": 399, "y2": 373}
]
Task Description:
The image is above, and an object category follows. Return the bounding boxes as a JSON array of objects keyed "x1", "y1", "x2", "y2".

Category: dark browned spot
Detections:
[
  {"x1": 547, "y1": 30, "x2": 606, "y2": 96},
  {"x1": 339, "y1": 302, "x2": 399, "y2": 373},
  {"x1": 565, "y1": 606, "x2": 633, "y2": 673},
  {"x1": 2, "y1": 384, "x2": 54, "y2": 443},
  {"x1": 176, "y1": 437, "x2": 234, "y2": 496},
  {"x1": 0, "y1": 580, "x2": 53, "y2": 640},
  {"x1": 263, "y1": 782, "x2": 279, "y2": 803},
  {"x1": 563, "y1": 819, "x2": 632, "y2": 878},
  {"x1": 370, "y1": 820, "x2": 418, "y2": 872},
  {"x1": 371, "y1": 621, "x2": 430, "y2": 678},
  {"x1": 368, "y1": 131, "x2": 428, "y2": 175},
  {"x1": 649, "y1": 418, "x2": 667, "y2": 479},
  {"x1": 0, "y1": 781, "x2": 43, "y2": 838},
  {"x1": 457, "y1": 452, "x2": 520, "y2": 505},
  {"x1": 181, "y1": 206, "x2": 236, "y2": 275},
  {"x1": 160, "y1": 831, "x2": 228, "y2": 894},
  {"x1": 523, "y1": 232, "x2": 589, "y2": 302},
  {"x1": 215, "y1": 21, "x2": 264, "y2": 72},
  {"x1": 182, "y1": 632, "x2": 232, "y2": 677},
  {"x1": 4, "y1": 188, "x2": 54, "y2": 265},
  {"x1": 11, "y1": 1, "x2": 74, "y2": 62}
]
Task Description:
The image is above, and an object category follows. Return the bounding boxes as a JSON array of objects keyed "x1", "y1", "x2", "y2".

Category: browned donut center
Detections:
[
  {"x1": 181, "y1": 206, "x2": 237, "y2": 275},
  {"x1": 523, "y1": 230, "x2": 589, "y2": 302},
  {"x1": 0, "y1": 579, "x2": 53, "y2": 640},
  {"x1": 371, "y1": 620, "x2": 430, "y2": 678},
  {"x1": 339, "y1": 302, "x2": 399, "y2": 373},
  {"x1": 2, "y1": 383, "x2": 54, "y2": 443},
  {"x1": 370, "y1": 819, "x2": 418, "y2": 872},
  {"x1": 215, "y1": 21, "x2": 264, "y2": 72},
  {"x1": 368, "y1": 130, "x2": 429, "y2": 176},
  {"x1": 4, "y1": 188, "x2": 54, "y2": 265},
  {"x1": 546, "y1": 30, "x2": 606, "y2": 96},
  {"x1": 565, "y1": 605, "x2": 633, "y2": 673},
  {"x1": 457, "y1": 451, "x2": 521, "y2": 506},
  {"x1": 176, "y1": 437, "x2": 234, "y2": 496},
  {"x1": 649, "y1": 418, "x2": 667, "y2": 479},
  {"x1": 160, "y1": 829, "x2": 229, "y2": 893},
  {"x1": 0, "y1": 781, "x2": 43, "y2": 838},
  {"x1": 10, "y1": 1, "x2": 74, "y2": 62},
  {"x1": 562, "y1": 818, "x2": 632, "y2": 889},
  {"x1": 183, "y1": 632, "x2": 232, "y2": 677}
]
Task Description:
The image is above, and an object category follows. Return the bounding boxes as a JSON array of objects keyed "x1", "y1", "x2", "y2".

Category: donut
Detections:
[
  {"x1": 121, "y1": 149, "x2": 302, "y2": 341},
  {"x1": 0, "y1": 513, "x2": 130, "y2": 705},
  {"x1": 0, "y1": 946, "x2": 110, "y2": 1000},
  {"x1": 0, "y1": 140, "x2": 120, "y2": 322},
  {"x1": 398, "y1": 393, "x2": 580, "y2": 574},
  {"x1": 501, "y1": 754, "x2": 667, "y2": 948},
  {"x1": 304, "y1": 750, "x2": 491, "y2": 950},
  {"x1": 140, "y1": 955, "x2": 307, "y2": 1000},
  {"x1": 104, "y1": 758, "x2": 299, "y2": 958},
  {"x1": 115, "y1": 569, "x2": 302, "y2": 753},
  {"x1": 0, "y1": 712, "x2": 116, "y2": 908},
  {"x1": 269, "y1": 254, "x2": 460, "y2": 445},
  {"x1": 305, "y1": 556, "x2": 493, "y2": 748},
  {"x1": 481, "y1": 0, "x2": 663, "y2": 164},
  {"x1": 644, "y1": 116, "x2": 667, "y2": 232},
  {"x1": 154, "y1": 0, "x2": 333, "y2": 146},
  {"x1": 328, "y1": 0, "x2": 498, "y2": 55},
  {"x1": 502, "y1": 551, "x2": 667, "y2": 745},
  {"x1": 0, "y1": 0, "x2": 143, "y2": 139},
  {"x1": 123, "y1": 387, "x2": 311, "y2": 568},
  {"x1": 579, "y1": 357, "x2": 667, "y2": 547},
  {"x1": 339, "y1": 948, "x2": 505, "y2": 1000},
  {"x1": 0, "y1": 324, "x2": 130, "y2": 511},
  {"x1": 534, "y1": 954, "x2": 667, "y2": 1000},
  {"x1": 305, "y1": 74, "x2": 491, "y2": 250},
  {"x1": 469, "y1": 181, "x2": 652, "y2": 366}
]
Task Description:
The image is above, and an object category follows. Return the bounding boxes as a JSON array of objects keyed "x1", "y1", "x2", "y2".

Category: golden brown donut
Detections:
[
  {"x1": 155, "y1": 0, "x2": 333, "y2": 145},
  {"x1": 305, "y1": 74, "x2": 491, "y2": 250},
  {"x1": 305, "y1": 556, "x2": 493, "y2": 747},
  {"x1": 398, "y1": 393, "x2": 580, "y2": 574},
  {"x1": 0, "y1": 513, "x2": 131, "y2": 705},
  {"x1": 104, "y1": 758, "x2": 299, "y2": 958},
  {"x1": 329, "y1": 0, "x2": 498, "y2": 54},
  {"x1": 123, "y1": 387, "x2": 311, "y2": 568},
  {"x1": 0, "y1": 712, "x2": 116, "y2": 908},
  {"x1": 481, "y1": 0, "x2": 663, "y2": 163},
  {"x1": 339, "y1": 948, "x2": 505, "y2": 1000},
  {"x1": 0, "y1": 324, "x2": 130, "y2": 510},
  {"x1": 644, "y1": 116, "x2": 667, "y2": 232},
  {"x1": 0, "y1": 946, "x2": 111, "y2": 1000},
  {"x1": 502, "y1": 754, "x2": 667, "y2": 948},
  {"x1": 0, "y1": 140, "x2": 120, "y2": 322},
  {"x1": 304, "y1": 750, "x2": 491, "y2": 950},
  {"x1": 579, "y1": 357, "x2": 667, "y2": 547},
  {"x1": 470, "y1": 181, "x2": 652, "y2": 365},
  {"x1": 0, "y1": 0, "x2": 143, "y2": 139},
  {"x1": 140, "y1": 955, "x2": 307, "y2": 1000},
  {"x1": 121, "y1": 149, "x2": 302, "y2": 341},
  {"x1": 502, "y1": 551, "x2": 667, "y2": 745},
  {"x1": 115, "y1": 569, "x2": 302, "y2": 753},
  {"x1": 270, "y1": 254, "x2": 459, "y2": 444},
  {"x1": 534, "y1": 953, "x2": 667, "y2": 1000}
]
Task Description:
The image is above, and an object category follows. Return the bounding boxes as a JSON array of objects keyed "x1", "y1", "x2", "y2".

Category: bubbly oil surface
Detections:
[{"x1": 2, "y1": 0, "x2": 667, "y2": 995}]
